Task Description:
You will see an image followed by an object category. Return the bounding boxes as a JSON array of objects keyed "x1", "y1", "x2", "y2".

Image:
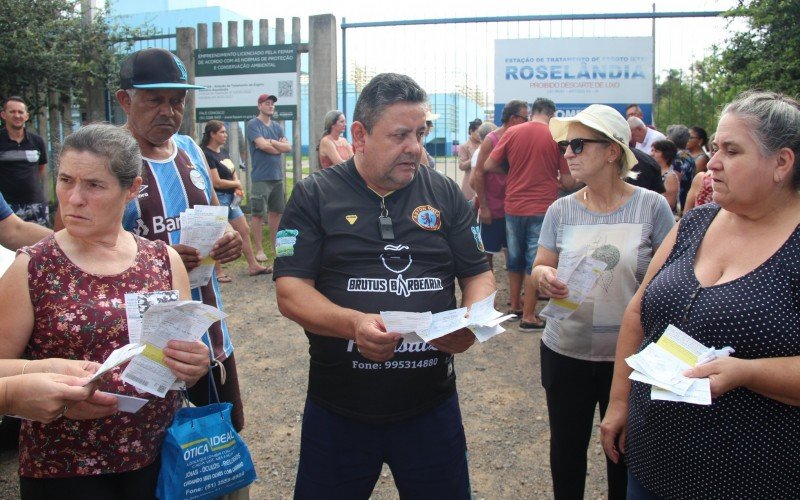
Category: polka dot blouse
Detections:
[{"x1": 626, "y1": 204, "x2": 800, "y2": 498}]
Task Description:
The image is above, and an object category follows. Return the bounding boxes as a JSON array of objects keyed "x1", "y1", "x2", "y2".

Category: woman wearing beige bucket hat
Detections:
[{"x1": 530, "y1": 104, "x2": 674, "y2": 499}]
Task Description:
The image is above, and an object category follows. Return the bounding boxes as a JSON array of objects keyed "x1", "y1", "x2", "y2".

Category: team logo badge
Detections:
[
  {"x1": 346, "y1": 215, "x2": 358, "y2": 225},
  {"x1": 189, "y1": 169, "x2": 206, "y2": 190},
  {"x1": 412, "y1": 205, "x2": 441, "y2": 231},
  {"x1": 275, "y1": 229, "x2": 299, "y2": 257}
]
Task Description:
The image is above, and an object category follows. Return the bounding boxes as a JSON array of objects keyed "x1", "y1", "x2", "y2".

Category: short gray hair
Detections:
[
  {"x1": 353, "y1": 73, "x2": 427, "y2": 133},
  {"x1": 666, "y1": 124, "x2": 690, "y2": 149},
  {"x1": 627, "y1": 116, "x2": 645, "y2": 130},
  {"x1": 61, "y1": 123, "x2": 142, "y2": 188},
  {"x1": 477, "y1": 122, "x2": 497, "y2": 141},
  {"x1": 722, "y1": 90, "x2": 800, "y2": 190}
]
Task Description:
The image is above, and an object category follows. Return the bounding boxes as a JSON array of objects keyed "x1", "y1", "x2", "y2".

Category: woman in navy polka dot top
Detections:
[{"x1": 600, "y1": 90, "x2": 800, "y2": 498}]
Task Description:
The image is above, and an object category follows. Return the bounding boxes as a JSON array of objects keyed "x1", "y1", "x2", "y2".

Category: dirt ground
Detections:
[{"x1": 0, "y1": 253, "x2": 610, "y2": 499}]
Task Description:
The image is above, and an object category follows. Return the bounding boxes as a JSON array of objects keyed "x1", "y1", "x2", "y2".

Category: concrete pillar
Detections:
[
  {"x1": 309, "y1": 14, "x2": 337, "y2": 172},
  {"x1": 292, "y1": 17, "x2": 302, "y2": 183}
]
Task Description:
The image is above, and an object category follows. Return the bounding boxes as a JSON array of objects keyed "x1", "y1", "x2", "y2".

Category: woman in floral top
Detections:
[{"x1": 0, "y1": 124, "x2": 210, "y2": 499}]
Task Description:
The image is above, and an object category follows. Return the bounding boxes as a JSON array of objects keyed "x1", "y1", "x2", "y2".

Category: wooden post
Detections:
[
  {"x1": 292, "y1": 17, "x2": 302, "y2": 184},
  {"x1": 309, "y1": 15, "x2": 337, "y2": 173},
  {"x1": 226, "y1": 21, "x2": 242, "y2": 192},
  {"x1": 176, "y1": 27, "x2": 197, "y2": 139}
]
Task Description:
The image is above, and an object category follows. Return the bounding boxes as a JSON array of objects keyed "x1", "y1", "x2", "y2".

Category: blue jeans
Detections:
[
  {"x1": 505, "y1": 214, "x2": 545, "y2": 275},
  {"x1": 627, "y1": 471, "x2": 662, "y2": 499},
  {"x1": 216, "y1": 191, "x2": 244, "y2": 221},
  {"x1": 294, "y1": 394, "x2": 471, "y2": 499}
]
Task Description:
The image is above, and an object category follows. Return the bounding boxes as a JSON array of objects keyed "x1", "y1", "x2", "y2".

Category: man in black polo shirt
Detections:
[
  {"x1": 275, "y1": 73, "x2": 496, "y2": 499},
  {"x1": 0, "y1": 96, "x2": 49, "y2": 226}
]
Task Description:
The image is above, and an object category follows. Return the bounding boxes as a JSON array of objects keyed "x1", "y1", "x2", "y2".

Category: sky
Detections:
[
  {"x1": 209, "y1": 0, "x2": 744, "y2": 79},
  {"x1": 211, "y1": 0, "x2": 738, "y2": 24}
]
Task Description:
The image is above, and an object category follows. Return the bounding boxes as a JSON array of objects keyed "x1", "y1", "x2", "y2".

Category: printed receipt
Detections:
[
  {"x1": 539, "y1": 249, "x2": 607, "y2": 321},
  {"x1": 380, "y1": 291, "x2": 515, "y2": 344},
  {"x1": 121, "y1": 301, "x2": 227, "y2": 397},
  {"x1": 626, "y1": 324, "x2": 734, "y2": 405},
  {"x1": 180, "y1": 205, "x2": 229, "y2": 289}
]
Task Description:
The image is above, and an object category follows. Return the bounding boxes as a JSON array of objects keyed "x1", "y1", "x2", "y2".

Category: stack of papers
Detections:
[
  {"x1": 539, "y1": 249, "x2": 607, "y2": 321},
  {"x1": 179, "y1": 205, "x2": 229, "y2": 288},
  {"x1": 380, "y1": 291, "x2": 515, "y2": 344},
  {"x1": 88, "y1": 299, "x2": 226, "y2": 399},
  {"x1": 626, "y1": 324, "x2": 734, "y2": 405}
]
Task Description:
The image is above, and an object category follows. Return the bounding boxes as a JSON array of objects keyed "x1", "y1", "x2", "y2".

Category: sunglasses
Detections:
[
  {"x1": 557, "y1": 138, "x2": 610, "y2": 155},
  {"x1": 514, "y1": 113, "x2": 529, "y2": 121}
]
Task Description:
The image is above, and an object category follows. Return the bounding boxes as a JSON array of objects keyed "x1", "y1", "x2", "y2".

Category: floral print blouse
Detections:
[{"x1": 18, "y1": 234, "x2": 181, "y2": 478}]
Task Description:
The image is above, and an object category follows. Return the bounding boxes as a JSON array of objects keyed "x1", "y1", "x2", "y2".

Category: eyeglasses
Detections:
[
  {"x1": 513, "y1": 113, "x2": 528, "y2": 121},
  {"x1": 557, "y1": 138, "x2": 610, "y2": 155}
]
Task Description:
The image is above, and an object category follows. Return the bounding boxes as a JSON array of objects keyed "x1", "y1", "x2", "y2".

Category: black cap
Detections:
[{"x1": 119, "y1": 48, "x2": 205, "y2": 90}]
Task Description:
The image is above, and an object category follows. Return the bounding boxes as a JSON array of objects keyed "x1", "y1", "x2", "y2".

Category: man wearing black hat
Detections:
[
  {"x1": 245, "y1": 93, "x2": 291, "y2": 265},
  {"x1": 115, "y1": 48, "x2": 246, "y2": 430}
]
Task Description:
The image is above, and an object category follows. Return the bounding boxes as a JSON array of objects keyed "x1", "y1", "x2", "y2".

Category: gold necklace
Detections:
[{"x1": 583, "y1": 186, "x2": 624, "y2": 213}]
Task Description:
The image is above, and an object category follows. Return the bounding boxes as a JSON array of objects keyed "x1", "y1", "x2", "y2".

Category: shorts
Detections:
[
  {"x1": 480, "y1": 217, "x2": 506, "y2": 254},
  {"x1": 216, "y1": 191, "x2": 244, "y2": 221},
  {"x1": 11, "y1": 202, "x2": 49, "y2": 227},
  {"x1": 505, "y1": 214, "x2": 545, "y2": 275},
  {"x1": 250, "y1": 180, "x2": 285, "y2": 217},
  {"x1": 294, "y1": 393, "x2": 470, "y2": 499}
]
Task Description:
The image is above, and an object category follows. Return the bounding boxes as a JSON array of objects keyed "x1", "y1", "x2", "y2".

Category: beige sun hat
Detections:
[{"x1": 549, "y1": 104, "x2": 638, "y2": 174}]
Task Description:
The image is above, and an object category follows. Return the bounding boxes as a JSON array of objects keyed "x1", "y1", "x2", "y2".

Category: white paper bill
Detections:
[
  {"x1": 539, "y1": 253, "x2": 607, "y2": 321},
  {"x1": 99, "y1": 391, "x2": 150, "y2": 413},
  {"x1": 121, "y1": 301, "x2": 226, "y2": 397},
  {"x1": 124, "y1": 290, "x2": 180, "y2": 345},
  {"x1": 86, "y1": 343, "x2": 146, "y2": 385},
  {"x1": 379, "y1": 292, "x2": 510, "y2": 345},
  {"x1": 627, "y1": 324, "x2": 732, "y2": 405},
  {"x1": 380, "y1": 311, "x2": 432, "y2": 344},
  {"x1": 180, "y1": 205, "x2": 229, "y2": 288}
]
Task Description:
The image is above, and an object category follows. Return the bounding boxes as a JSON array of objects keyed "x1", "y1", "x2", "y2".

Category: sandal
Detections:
[
  {"x1": 217, "y1": 273, "x2": 233, "y2": 283},
  {"x1": 519, "y1": 318, "x2": 546, "y2": 332}
]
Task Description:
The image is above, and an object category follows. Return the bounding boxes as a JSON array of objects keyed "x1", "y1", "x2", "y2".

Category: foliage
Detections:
[
  {"x1": 653, "y1": 68, "x2": 719, "y2": 133},
  {"x1": 697, "y1": 0, "x2": 800, "y2": 104},
  {"x1": 0, "y1": 0, "x2": 144, "y2": 115}
]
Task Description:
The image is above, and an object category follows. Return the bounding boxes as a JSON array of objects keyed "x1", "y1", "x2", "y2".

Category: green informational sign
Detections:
[{"x1": 195, "y1": 45, "x2": 298, "y2": 121}]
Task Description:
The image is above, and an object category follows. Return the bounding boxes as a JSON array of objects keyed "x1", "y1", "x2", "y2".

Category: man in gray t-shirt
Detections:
[{"x1": 245, "y1": 92, "x2": 292, "y2": 264}]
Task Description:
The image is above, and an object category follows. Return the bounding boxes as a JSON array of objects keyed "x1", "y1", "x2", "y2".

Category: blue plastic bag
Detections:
[{"x1": 156, "y1": 402, "x2": 256, "y2": 500}]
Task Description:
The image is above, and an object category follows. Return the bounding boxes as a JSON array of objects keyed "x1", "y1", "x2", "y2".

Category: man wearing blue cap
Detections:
[{"x1": 115, "y1": 48, "x2": 246, "y2": 430}]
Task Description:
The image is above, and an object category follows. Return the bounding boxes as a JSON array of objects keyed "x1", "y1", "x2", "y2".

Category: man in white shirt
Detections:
[{"x1": 628, "y1": 116, "x2": 665, "y2": 155}]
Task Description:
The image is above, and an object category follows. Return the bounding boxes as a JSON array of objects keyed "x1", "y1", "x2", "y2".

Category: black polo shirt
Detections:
[
  {"x1": 0, "y1": 128, "x2": 47, "y2": 204},
  {"x1": 274, "y1": 159, "x2": 489, "y2": 423}
]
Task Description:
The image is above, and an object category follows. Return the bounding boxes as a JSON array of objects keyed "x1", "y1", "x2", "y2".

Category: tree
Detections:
[
  {"x1": 0, "y1": 0, "x2": 143, "y2": 119},
  {"x1": 698, "y1": 0, "x2": 800, "y2": 103},
  {"x1": 653, "y1": 68, "x2": 719, "y2": 133}
]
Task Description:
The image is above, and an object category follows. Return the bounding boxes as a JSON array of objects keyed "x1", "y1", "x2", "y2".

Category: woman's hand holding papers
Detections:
[
  {"x1": 684, "y1": 357, "x2": 751, "y2": 400},
  {"x1": 533, "y1": 265, "x2": 569, "y2": 299},
  {"x1": 163, "y1": 340, "x2": 212, "y2": 388}
]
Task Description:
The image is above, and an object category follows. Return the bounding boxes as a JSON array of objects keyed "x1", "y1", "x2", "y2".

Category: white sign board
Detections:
[
  {"x1": 494, "y1": 37, "x2": 653, "y2": 122},
  {"x1": 195, "y1": 45, "x2": 297, "y2": 121}
]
